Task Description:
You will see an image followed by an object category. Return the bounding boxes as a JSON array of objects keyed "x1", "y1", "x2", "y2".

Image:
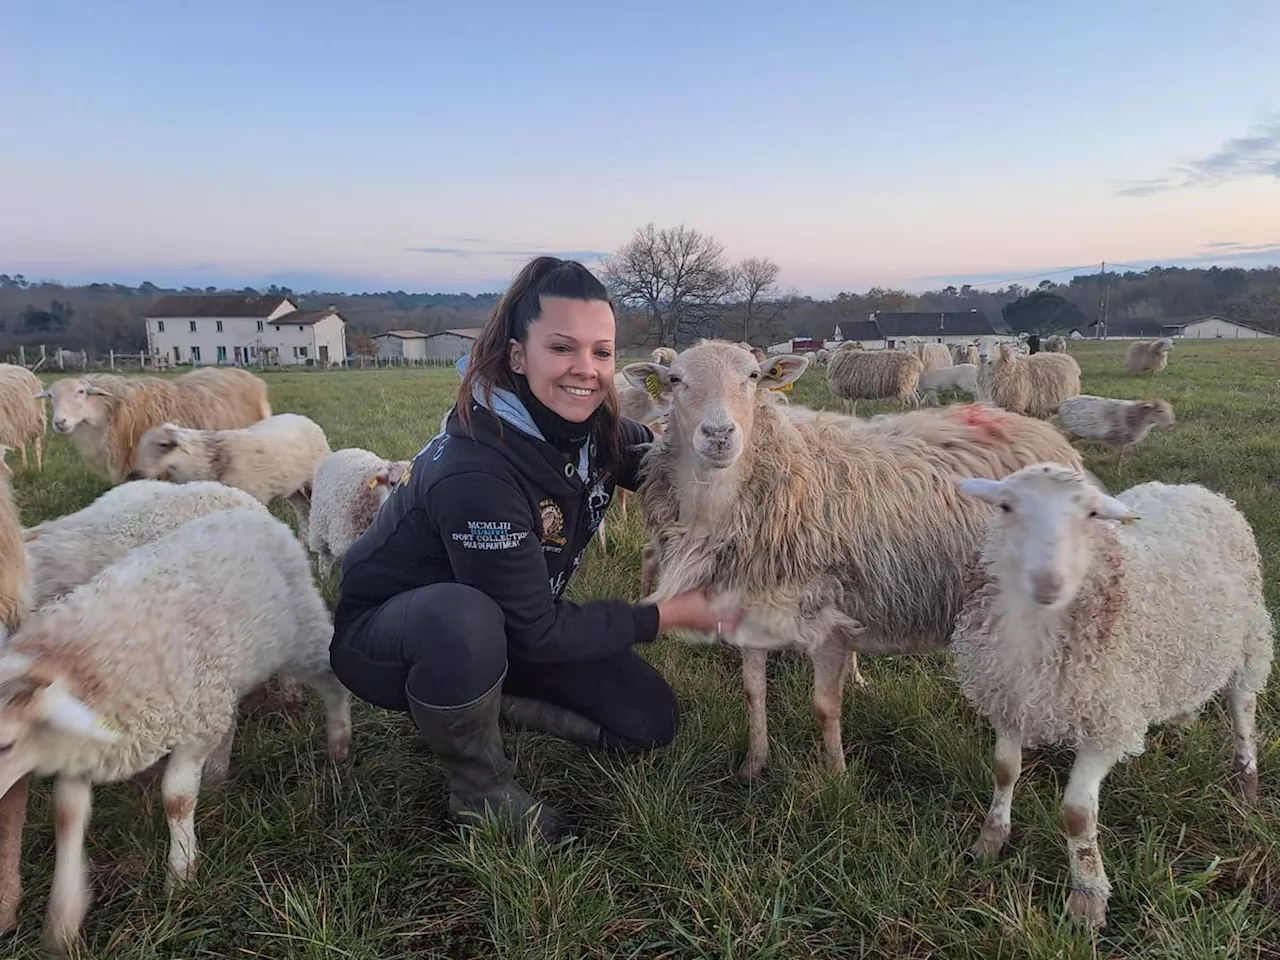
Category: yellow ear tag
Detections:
[
  {"x1": 644, "y1": 373, "x2": 664, "y2": 401},
  {"x1": 1119, "y1": 515, "x2": 1139, "y2": 525},
  {"x1": 367, "y1": 476, "x2": 382, "y2": 491}
]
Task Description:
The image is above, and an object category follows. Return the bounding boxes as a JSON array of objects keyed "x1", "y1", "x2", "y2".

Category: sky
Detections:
[{"x1": 3, "y1": 0, "x2": 1280, "y2": 297}]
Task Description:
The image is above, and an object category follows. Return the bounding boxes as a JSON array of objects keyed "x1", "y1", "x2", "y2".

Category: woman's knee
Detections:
[{"x1": 602, "y1": 675, "x2": 680, "y2": 754}]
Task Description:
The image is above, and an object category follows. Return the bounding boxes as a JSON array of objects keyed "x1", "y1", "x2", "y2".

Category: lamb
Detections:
[
  {"x1": 626, "y1": 341, "x2": 1083, "y2": 780},
  {"x1": 1056, "y1": 395, "x2": 1175, "y2": 462},
  {"x1": 131, "y1": 413, "x2": 331, "y2": 540},
  {"x1": 908, "y1": 341, "x2": 952, "y2": 373},
  {"x1": 308, "y1": 448, "x2": 411, "y2": 576},
  {"x1": 0, "y1": 365, "x2": 45, "y2": 470},
  {"x1": 977, "y1": 343, "x2": 1081, "y2": 419},
  {"x1": 916, "y1": 363, "x2": 978, "y2": 405},
  {"x1": 951, "y1": 464, "x2": 1273, "y2": 929},
  {"x1": 826, "y1": 348, "x2": 923, "y2": 415},
  {"x1": 41, "y1": 367, "x2": 271, "y2": 484},
  {"x1": 1125, "y1": 337, "x2": 1173, "y2": 373},
  {"x1": 0, "y1": 506, "x2": 352, "y2": 952}
]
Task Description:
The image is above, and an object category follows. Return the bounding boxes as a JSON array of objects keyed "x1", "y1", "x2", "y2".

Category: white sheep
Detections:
[
  {"x1": 1125, "y1": 337, "x2": 1174, "y2": 373},
  {"x1": 951, "y1": 343, "x2": 979, "y2": 365},
  {"x1": 977, "y1": 342, "x2": 1081, "y2": 419},
  {"x1": 0, "y1": 366, "x2": 45, "y2": 471},
  {"x1": 916, "y1": 363, "x2": 978, "y2": 405},
  {"x1": 131, "y1": 412, "x2": 332, "y2": 539},
  {"x1": 0, "y1": 449, "x2": 27, "y2": 641},
  {"x1": 0, "y1": 506, "x2": 352, "y2": 952},
  {"x1": 826, "y1": 348, "x2": 923, "y2": 415},
  {"x1": 1056, "y1": 395, "x2": 1175, "y2": 462},
  {"x1": 1041, "y1": 335, "x2": 1067, "y2": 353},
  {"x1": 908, "y1": 341, "x2": 952, "y2": 372},
  {"x1": 308, "y1": 448, "x2": 410, "y2": 576},
  {"x1": 952, "y1": 463, "x2": 1273, "y2": 929}
]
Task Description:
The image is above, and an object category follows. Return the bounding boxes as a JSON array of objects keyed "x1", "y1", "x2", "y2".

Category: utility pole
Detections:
[{"x1": 1096, "y1": 261, "x2": 1110, "y2": 339}]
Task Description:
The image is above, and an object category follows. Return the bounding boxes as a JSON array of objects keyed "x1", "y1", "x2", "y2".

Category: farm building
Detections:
[
  {"x1": 871, "y1": 310, "x2": 1002, "y2": 347},
  {"x1": 370, "y1": 327, "x2": 481, "y2": 361},
  {"x1": 145, "y1": 295, "x2": 347, "y2": 367},
  {"x1": 831, "y1": 320, "x2": 886, "y2": 350},
  {"x1": 370, "y1": 330, "x2": 431, "y2": 360},
  {"x1": 1177, "y1": 315, "x2": 1276, "y2": 339},
  {"x1": 1090, "y1": 315, "x2": 1276, "y2": 340}
]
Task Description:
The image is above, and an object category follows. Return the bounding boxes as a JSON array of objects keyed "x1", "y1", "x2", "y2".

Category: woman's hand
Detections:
[{"x1": 656, "y1": 588, "x2": 740, "y2": 636}]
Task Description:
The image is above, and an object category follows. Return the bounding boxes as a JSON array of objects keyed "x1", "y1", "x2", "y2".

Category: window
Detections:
[
  {"x1": 157, "y1": 320, "x2": 165, "y2": 332},
  {"x1": 297, "y1": 325, "x2": 304, "y2": 331},
  {"x1": 293, "y1": 346, "x2": 309, "y2": 359},
  {"x1": 257, "y1": 320, "x2": 264, "y2": 332},
  {"x1": 216, "y1": 320, "x2": 223, "y2": 332},
  {"x1": 190, "y1": 346, "x2": 201, "y2": 363},
  {"x1": 189, "y1": 321, "x2": 197, "y2": 332},
  {"x1": 216, "y1": 345, "x2": 227, "y2": 363}
]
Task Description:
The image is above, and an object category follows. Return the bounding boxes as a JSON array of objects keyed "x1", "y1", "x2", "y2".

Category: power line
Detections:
[{"x1": 959, "y1": 262, "x2": 1103, "y2": 288}]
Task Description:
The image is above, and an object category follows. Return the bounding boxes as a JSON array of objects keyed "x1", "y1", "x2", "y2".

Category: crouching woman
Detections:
[{"x1": 329, "y1": 256, "x2": 729, "y2": 842}]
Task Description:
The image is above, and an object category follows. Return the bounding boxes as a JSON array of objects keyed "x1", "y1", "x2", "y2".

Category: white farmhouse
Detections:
[
  {"x1": 145, "y1": 294, "x2": 348, "y2": 367},
  {"x1": 1177, "y1": 315, "x2": 1276, "y2": 340}
]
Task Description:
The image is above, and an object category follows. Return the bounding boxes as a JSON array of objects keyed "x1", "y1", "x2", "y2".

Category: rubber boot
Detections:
[
  {"x1": 499, "y1": 694, "x2": 605, "y2": 750},
  {"x1": 406, "y1": 670, "x2": 571, "y2": 843}
]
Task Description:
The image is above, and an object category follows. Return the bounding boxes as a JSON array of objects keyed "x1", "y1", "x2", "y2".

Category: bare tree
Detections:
[
  {"x1": 730, "y1": 256, "x2": 782, "y2": 343},
  {"x1": 600, "y1": 223, "x2": 734, "y2": 347}
]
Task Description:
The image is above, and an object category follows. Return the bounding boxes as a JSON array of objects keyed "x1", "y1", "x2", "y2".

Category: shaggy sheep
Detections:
[
  {"x1": 650, "y1": 347, "x2": 678, "y2": 366},
  {"x1": 626, "y1": 342, "x2": 1084, "y2": 780},
  {"x1": 826, "y1": 348, "x2": 923, "y2": 415},
  {"x1": 1041, "y1": 335, "x2": 1067, "y2": 353},
  {"x1": 951, "y1": 343, "x2": 979, "y2": 365},
  {"x1": 814, "y1": 348, "x2": 831, "y2": 364},
  {"x1": 0, "y1": 453, "x2": 27, "y2": 642},
  {"x1": 42, "y1": 368, "x2": 271, "y2": 484},
  {"x1": 1125, "y1": 337, "x2": 1173, "y2": 373},
  {"x1": 131, "y1": 413, "x2": 331, "y2": 539},
  {"x1": 0, "y1": 506, "x2": 352, "y2": 952},
  {"x1": 916, "y1": 363, "x2": 978, "y2": 405},
  {"x1": 951, "y1": 464, "x2": 1273, "y2": 929},
  {"x1": 908, "y1": 341, "x2": 952, "y2": 373},
  {"x1": 1056, "y1": 395, "x2": 1176, "y2": 462},
  {"x1": 977, "y1": 343, "x2": 1081, "y2": 419},
  {"x1": 0, "y1": 366, "x2": 45, "y2": 470},
  {"x1": 308, "y1": 448, "x2": 411, "y2": 575}
]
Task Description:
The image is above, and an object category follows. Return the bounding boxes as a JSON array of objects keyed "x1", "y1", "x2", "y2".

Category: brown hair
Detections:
[{"x1": 457, "y1": 256, "x2": 624, "y2": 473}]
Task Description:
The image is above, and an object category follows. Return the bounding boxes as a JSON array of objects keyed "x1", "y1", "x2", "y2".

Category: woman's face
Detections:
[{"x1": 508, "y1": 296, "x2": 616, "y2": 423}]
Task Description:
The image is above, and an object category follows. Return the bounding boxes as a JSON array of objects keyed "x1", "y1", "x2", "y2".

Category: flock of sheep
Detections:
[{"x1": 0, "y1": 326, "x2": 1268, "y2": 948}]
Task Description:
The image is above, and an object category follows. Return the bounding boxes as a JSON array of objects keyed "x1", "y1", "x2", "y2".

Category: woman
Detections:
[{"x1": 330, "y1": 256, "x2": 732, "y2": 843}]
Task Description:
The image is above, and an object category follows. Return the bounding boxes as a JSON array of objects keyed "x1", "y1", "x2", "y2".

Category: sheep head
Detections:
[
  {"x1": 625, "y1": 341, "x2": 807, "y2": 470},
  {"x1": 44, "y1": 377, "x2": 113, "y2": 435},
  {"x1": 130, "y1": 423, "x2": 193, "y2": 480},
  {"x1": 1136, "y1": 399, "x2": 1176, "y2": 429},
  {"x1": 957, "y1": 463, "x2": 1139, "y2": 611},
  {"x1": 0, "y1": 652, "x2": 119, "y2": 797}
]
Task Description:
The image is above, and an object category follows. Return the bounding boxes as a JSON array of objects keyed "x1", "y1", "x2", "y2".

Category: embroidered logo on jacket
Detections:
[
  {"x1": 538, "y1": 498, "x2": 567, "y2": 549},
  {"x1": 452, "y1": 521, "x2": 529, "y2": 551}
]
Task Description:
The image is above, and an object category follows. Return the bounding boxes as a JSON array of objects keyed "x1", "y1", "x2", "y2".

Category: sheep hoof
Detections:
[
  {"x1": 969, "y1": 824, "x2": 1008, "y2": 860},
  {"x1": 1233, "y1": 767, "x2": 1260, "y2": 804},
  {"x1": 1066, "y1": 888, "x2": 1108, "y2": 930},
  {"x1": 736, "y1": 757, "x2": 766, "y2": 782},
  {"x1": 0, "y1": 896, "x2": 18, "y2": 935}
]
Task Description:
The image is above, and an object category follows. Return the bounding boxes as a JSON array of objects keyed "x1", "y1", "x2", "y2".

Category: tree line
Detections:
[{"x1": 3, "y1": 225, "x2": 1278, "y2": 356}]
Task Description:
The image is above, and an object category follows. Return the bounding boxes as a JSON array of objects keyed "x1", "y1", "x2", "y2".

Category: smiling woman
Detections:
[{"x1": 329, "y1": 256, "x2": 734, "y2": 844}]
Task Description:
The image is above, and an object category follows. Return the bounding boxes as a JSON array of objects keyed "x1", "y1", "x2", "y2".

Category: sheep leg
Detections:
[
  {"x1": 619, "y1": 487, "x2": 629, "y2": 521},
  {"x1": 810, "y1": 638, "x2": 851, "y2": 773},
  {"x1": 847, "y1": 651, "x2": 867, "y2": 688},
  {"x1": 1227, "y1": 686, "x2": 1260, "y2": 803},
  {"x1": 308, "y1": 671, "x2": 353, "y2": 763},
  {"x1": 274, "y1": 675, "x2": 306, "y2": 717},
  {"x1": 285, "y1": 491, "x2": 312, "y2": 543},
  {"x1": 971, "y1": 731, "x2": 1022, "y2": 859},
  {"x1": 737, "y1": 647, "x2": 770, "y2": 781},
  {"x1": 640, "y1": 539, "x2": 659, "y2": 596},
  {"x1": 16, "y1": 444, "x2": 27, "y2": 469},
  {"x1": 0, "y1": 775, "x2": 30, "y2": 933},
  {"x1": 1061, "y1": 744, "x2": 1119, "y2": 930},
  {"x1": 596, "y1": 519, "x2": 607, "y2": 554},
  {"x1": 203, "y1": 724, "x2": 237, "y2": 787},
  {"x1": 46, "y1": 776, "x2": 92, "y2": 954},
  {"x1": 162, "y1": 743, "x2": 209, "y2": 890}
]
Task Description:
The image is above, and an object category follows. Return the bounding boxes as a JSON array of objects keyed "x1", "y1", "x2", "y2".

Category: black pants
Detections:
[{"x1": 330, "y1": 582, "x2": 679, "y2": 754}]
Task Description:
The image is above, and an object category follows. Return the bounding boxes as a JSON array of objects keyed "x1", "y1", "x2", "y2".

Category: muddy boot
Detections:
[
  {"x1": 407, "y1": 670, "x2": 571, "y2": 843},
  {"x1": 499, "y1": 694, "x2": 605, "y2": 750}
]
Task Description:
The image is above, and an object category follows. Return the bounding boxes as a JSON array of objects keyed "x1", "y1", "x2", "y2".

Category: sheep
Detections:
[
  {"x1": 908, "y1": 341, "x2": 952, "y2": 373},
  {"x1": 814, "y1": 348, "x2": 831, "y2": 364},
  {"x1": 0, "y1": 365, "x2": 45, "y2": 470},
  {"x1": 977, "y1": 343, "x2": 1081, "y2": 419},
  {"x1": 1041, "y1": 335, "x2": 1067, "y2": 353},
  {"x1": 308, "y1": 448, "x2": 411, "y2": 576},
  {"x1": 1125, "y1": 337, "x2": 1173, "y2": 373},
  {"x1": 951, "y1": 464, "x2": 1273, "y2": 929},
  {"x1": 826, "y1": 348, "x2": 923, "y2": 415},
  {"x1": 916, "y1": 363, "x2": 978, "y2": 405},
  {"x1": 42, "y1": 367, "x2": 271, "y2": 484},
  {"x1": 951, "y1": 343, "x2": 979, "y2": 365},
  {"x1": 0, "y1": 506, "x2": 352, "y2": 952},
  {"x1": 0, "y1": 450, "x2": 27, "y2": 642},
  {"x1": 626, "y1": 341, "x2": 1083, "y2": 780},
  {"x1": 131, "y1": 413, "x2": 331, "y2": 541},
  {"x1": 650, "y1": 347, "x2": 678, "y2": 366},
  {"x1": 1056, "y1": 395, "x2": 1176, "y2": 462}
]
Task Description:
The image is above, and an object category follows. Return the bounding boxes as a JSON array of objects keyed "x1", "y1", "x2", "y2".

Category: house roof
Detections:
[
  {"x1": 429, "y1": 328, "x2": 482, "y2": 339},
  {"x1": 836, "y1": 320, "x2": 883, "y2": 342},
  {"x1": 373, "y1": 329, "x2": 431, "y2": 339},
  {"x1": 149, "y1": 294, "x2": 293, "y2": 318},
  {"x1": 1090, "y1": 317, "x2": 1185, "y2": 338},
  {"x1": 871, "y1": 311, "x2": 999, "y2": 338},
  {"x1": 268, "y1": 309, "x2": 339, "y2": 327}
]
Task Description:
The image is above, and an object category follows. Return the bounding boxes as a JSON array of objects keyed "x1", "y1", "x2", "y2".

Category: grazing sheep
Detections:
[
  {"x1": 131, "y1": 413, "x2": 331, "y2": 540},
  {"x1": 1041, "y1": 335, "x2": 1067, "y2": 353},
  {"x1": 952, "y1": 464, "x2": 1272, "y2": 929},
  {"x1": 827, "y1": 348, "x2": 923, "y2": 415},
  {"x1": 977, "y1": 343, "x2": 1081, "y2": 419},
  {"x1": 1056, "y1": 395, "x2": 1176, "y2": 462},
  {"x1": 0, "y1": 506, "x2": 352, "y2": 952},
  {"x1": 916, "y1": 363, "x2": 978, "y2": 405},
  {"x1": 41, "y1": 368, "x2": 271, "y2": 484},
  {"x1": 0, "y1": 366, "x2": 45, "y2": 470},
  {"x1": 814, "y1": 348, "x2": 831, "y2": 364},
  {"x1": 650, "y1": 347, "x2": 677, "y2": 366},
  {"x1": 626, "y1": 342, "x2": 1083, "y2": 780},
  {"x1": 1125, "y1": 337, "x2": 1174, "y2": 373},
  {"x1": 308, "y1": 448, "x2": 410, "y2": 576},
  {"x1": 908, "y1": 341, "x2": 952, "y2": 373}
]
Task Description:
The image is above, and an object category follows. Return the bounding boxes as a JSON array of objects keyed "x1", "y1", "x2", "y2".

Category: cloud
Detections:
[
  {"x1": 406, "y1": 245, "x2": 610, "y2": 262},
  {"x1": 1117, "y1": 111, "x2": 1280, "y2": 197}
]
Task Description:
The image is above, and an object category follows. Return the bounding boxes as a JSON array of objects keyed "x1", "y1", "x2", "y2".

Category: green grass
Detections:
[{"x1": 5, "y1": 341, "x2": 1280, "y2": 958}]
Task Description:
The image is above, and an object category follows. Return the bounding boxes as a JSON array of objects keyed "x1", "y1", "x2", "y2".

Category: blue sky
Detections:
[{"x1": 3, "y1": 0, "x2": 1279, "y2": 296}]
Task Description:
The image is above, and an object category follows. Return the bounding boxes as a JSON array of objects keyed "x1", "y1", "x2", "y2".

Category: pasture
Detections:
[{"x1": 4, "y1": 338, "x2": 1280, "y2": 959}]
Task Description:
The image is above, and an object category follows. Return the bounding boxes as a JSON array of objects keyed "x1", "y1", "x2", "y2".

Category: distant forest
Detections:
[{"x1": 1, "y1": 260, "x2": 1278, "y2": 357}]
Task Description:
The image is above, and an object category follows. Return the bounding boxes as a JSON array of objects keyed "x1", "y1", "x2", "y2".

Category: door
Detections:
[{"x1": 319, "y1": 345, "x2": 329, "y2": 364}]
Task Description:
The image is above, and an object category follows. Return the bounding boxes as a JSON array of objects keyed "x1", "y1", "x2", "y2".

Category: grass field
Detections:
[{"x1": 4, "y1": 339, "x2": 1280, "y2": 959}]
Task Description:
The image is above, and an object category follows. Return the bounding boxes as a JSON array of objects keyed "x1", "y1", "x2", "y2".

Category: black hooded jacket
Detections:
[{"x1": 334, "y1": 389, "x2": 660, "y2": 664}]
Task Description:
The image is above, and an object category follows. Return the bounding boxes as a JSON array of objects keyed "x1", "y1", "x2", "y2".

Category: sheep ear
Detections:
[
  {"x1": 32, "y1": 388, "x2": 50, "y2": 400},
  {"x1": 956, "y1": 476, "x2": 1005, "y2": 503},
  {"x1": 37, "y1": 684, "x2": 120, "y2": 743},
  {"x1": 760, "y1": 355, "x2": 808, "y2": 389},
  {"x1": 1092, "y1": 492, "x2": 1140, "y2": 524},
  {"x1": 621, "y1": 362, "x2": 669, "y2": 399},
  {"x1": 84, "y1": 384, "x2": 109, "y2": 396}
]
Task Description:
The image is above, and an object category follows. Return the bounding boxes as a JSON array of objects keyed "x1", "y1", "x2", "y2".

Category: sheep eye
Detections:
[
  {"x1": 0, "y1": 742, "x2": 13, "y2": 754},
  {"x1": 1087, "y1": 509, "x2": 1098, "y2": 518},
  {"x1": 999, "y1": 503, "x2": 1012, "y2": 513},
  {"x1": 668, "y1": 375, "x2": 681, "y2": 384}
]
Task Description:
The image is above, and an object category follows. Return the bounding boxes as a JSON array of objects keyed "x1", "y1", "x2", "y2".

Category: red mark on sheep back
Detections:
[{"x1": 953, "y1": 403, "x2": 1014, "y2": 444}]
